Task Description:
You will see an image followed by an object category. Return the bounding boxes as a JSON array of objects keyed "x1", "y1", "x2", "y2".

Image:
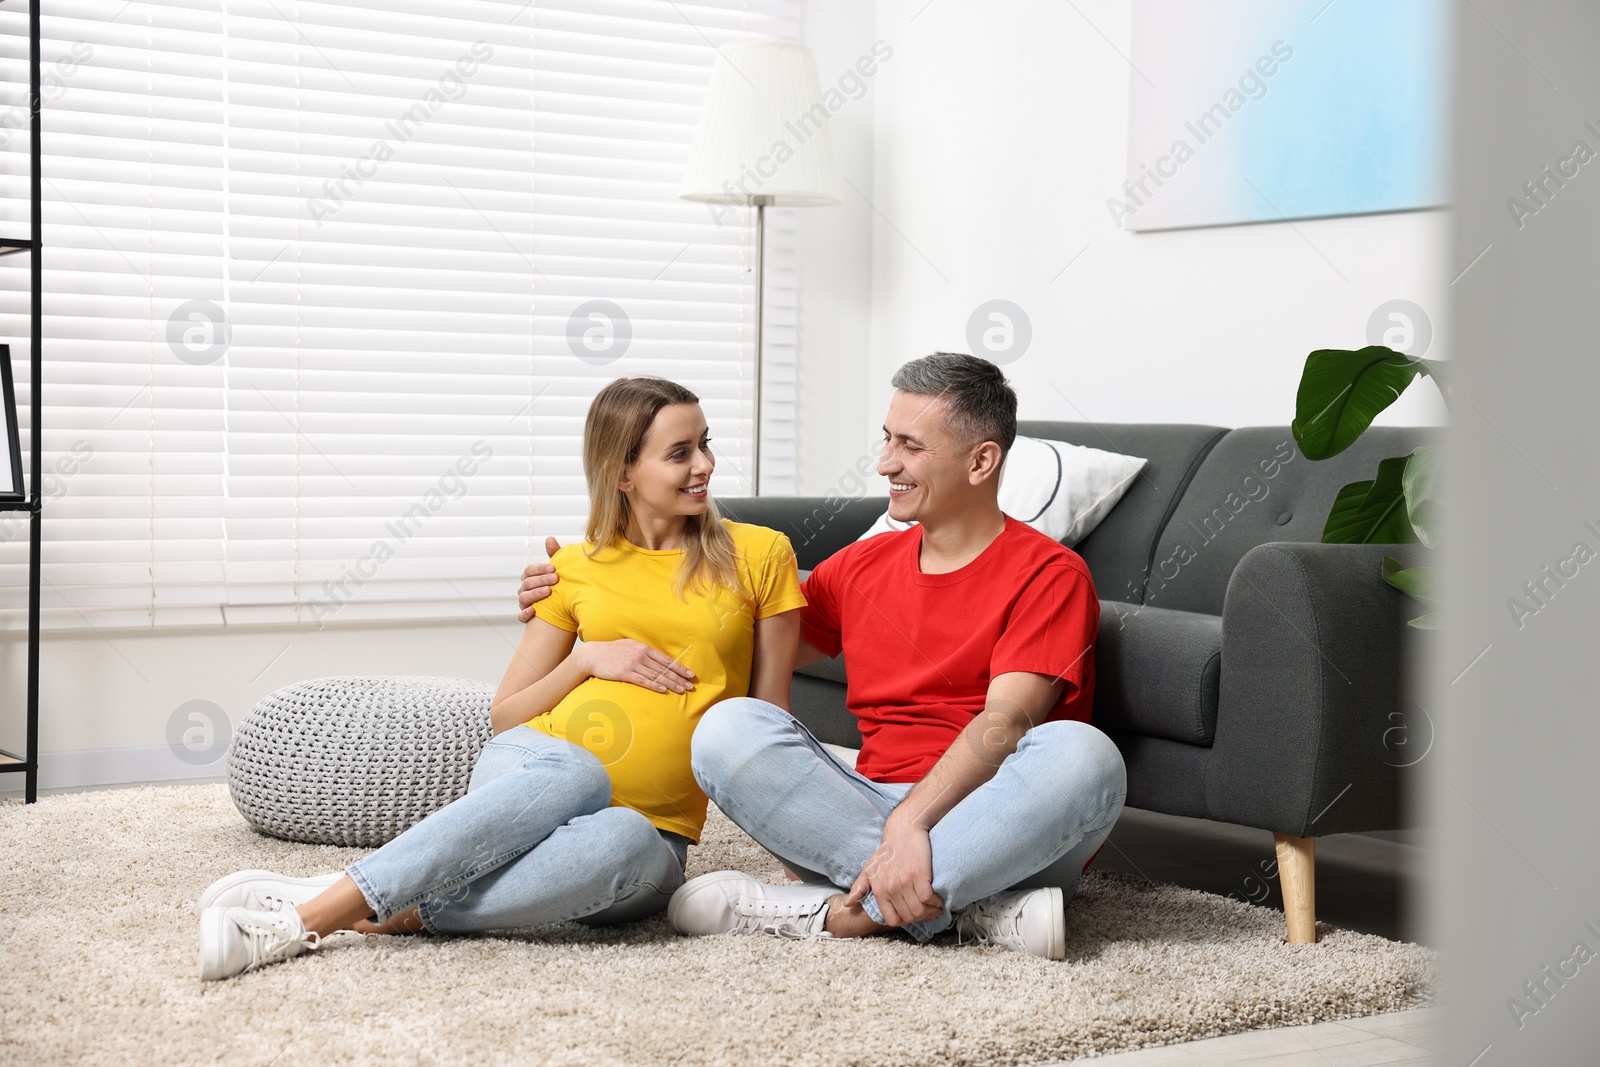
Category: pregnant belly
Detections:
[{"x1": 537, "y1": 678, "x2": 700, "y2": 789}]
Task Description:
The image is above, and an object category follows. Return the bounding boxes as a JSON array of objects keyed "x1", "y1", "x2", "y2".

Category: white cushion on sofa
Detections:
[{"x1": 856, "y1": 435, "x2": 1147, "y2": 547}]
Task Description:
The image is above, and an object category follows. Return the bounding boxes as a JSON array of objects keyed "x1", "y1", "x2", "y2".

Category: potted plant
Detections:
[{"x1": 1291, "y1": 345, "x2": 1440, "y2": 628}]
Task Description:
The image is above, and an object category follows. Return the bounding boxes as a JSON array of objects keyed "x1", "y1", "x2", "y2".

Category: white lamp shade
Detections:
[{"x1": 680, "y1": 41, "x2": 843, "y2": 206}]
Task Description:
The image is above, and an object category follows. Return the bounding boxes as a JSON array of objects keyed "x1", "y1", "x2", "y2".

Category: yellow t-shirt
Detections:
[{"x1": 526, "y1": 520, "x2": 807, "y2": 842}]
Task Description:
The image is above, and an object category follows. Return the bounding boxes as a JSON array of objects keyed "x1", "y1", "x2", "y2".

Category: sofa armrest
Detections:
[
  {"x1": 717, "y1": 495, "x2": 887, "y2": 571},
  {"x1": 1206, "y1": 541, "x2": 1431, "y2": 837}
]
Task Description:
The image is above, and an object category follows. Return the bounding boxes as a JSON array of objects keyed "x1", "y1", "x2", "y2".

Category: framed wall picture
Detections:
[
  {"x1": 1, "y1": 343, "x2": 23, "y2": 502},
  {"x1": 1121, "y1": 0, "x2": 1449, "y2": 232}
]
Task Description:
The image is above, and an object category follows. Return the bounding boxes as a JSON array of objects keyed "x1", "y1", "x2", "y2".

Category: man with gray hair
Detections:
[{"x1": 520, "y1": 353, "x2": 1125, "y2": 959}]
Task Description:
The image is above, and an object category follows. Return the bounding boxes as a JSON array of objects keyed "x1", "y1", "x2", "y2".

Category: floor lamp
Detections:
[{"x1": 680, "y1": 41, "x2": 841, "y2": 495}]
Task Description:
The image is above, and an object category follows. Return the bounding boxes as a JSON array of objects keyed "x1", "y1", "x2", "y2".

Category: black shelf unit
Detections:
[{"x1": 2, "y1": 1, "x2": 43, "y2": 802}]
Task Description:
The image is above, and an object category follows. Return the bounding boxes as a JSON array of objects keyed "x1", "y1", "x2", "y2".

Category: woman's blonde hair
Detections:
[{"x1": 583, "y1": 376, "x2": 741, "y2": 600}]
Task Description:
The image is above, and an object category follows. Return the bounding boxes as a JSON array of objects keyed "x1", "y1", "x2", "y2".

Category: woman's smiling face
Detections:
[{"x1": 620, "y1": 402, "x2": 715, "y2": 519}]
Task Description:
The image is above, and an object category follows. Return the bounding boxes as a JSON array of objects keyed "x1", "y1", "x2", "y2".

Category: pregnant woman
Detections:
[{"x1": 197, "y1": 376, "x2": 806, "y2": 980}]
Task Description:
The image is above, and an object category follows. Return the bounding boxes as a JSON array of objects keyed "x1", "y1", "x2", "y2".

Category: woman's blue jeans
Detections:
[
  {"x1": 347, "y1": 726, "x2": 689, "y2": 933},
  {"x1": 691, "y1": 697, "x2": 1127, "y2": 943}
]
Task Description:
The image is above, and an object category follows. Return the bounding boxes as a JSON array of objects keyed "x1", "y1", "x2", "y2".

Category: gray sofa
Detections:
[{"x1": 720, "y1": 420, "x2": 1431, "y2": 943}]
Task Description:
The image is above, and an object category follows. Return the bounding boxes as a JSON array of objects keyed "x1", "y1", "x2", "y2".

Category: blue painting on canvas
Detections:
[{"x1": 1123, "y1": 0, "x2": 1449, "y2": 231}]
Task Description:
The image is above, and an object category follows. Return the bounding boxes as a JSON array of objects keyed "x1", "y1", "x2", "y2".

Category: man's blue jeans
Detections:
[
  {"x1": 691, "y1": 697, "x2": 1127, "y2": 942},
  {"x1": 348, "y1": 726, "x2": 689, "y2": 933}
]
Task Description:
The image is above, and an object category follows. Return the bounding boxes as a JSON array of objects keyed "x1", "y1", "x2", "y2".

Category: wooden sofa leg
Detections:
[{"x1": 1274, "y1": 832, "x2": 1317, "y2": 944}]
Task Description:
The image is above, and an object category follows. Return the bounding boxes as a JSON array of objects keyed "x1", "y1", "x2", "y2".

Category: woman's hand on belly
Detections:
[{"x1": 577, "y1": 639, "x2": 697, "y2": 694}]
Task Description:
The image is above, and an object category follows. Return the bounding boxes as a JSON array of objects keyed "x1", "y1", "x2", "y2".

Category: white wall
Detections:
[
  {"x1": 860, "y1": 0, "x2": 1450, "y2": 444},
  {"x1": 0, "y1": 618, "x2": 520, "y2": 792},
  {"x1": 792, "y1": 0, "x2": 881, "y2": 495},
  {"x1": 6, "y1": 0, "x2": 1455, "y2": 793}
]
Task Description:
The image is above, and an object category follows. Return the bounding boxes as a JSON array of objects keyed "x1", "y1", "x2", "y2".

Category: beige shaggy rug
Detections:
[{"x1": 0, "y1": 784, "x2": 1431, "y2": 1067}]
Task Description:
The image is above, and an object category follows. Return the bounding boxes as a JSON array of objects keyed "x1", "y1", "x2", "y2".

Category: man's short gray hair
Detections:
[{"x1": 890, "y1": 352, "x2": 1018, "y2": 455}]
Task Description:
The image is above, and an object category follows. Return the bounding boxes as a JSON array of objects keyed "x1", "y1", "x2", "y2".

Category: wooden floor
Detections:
[{"x1": 1064, "y1": 1007, "x2": 1437, "y2": 1065}]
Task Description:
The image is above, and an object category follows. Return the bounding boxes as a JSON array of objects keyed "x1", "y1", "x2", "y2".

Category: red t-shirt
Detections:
[{"x1": 800, "y1": 515, "x2": 1099, "y2": 783}]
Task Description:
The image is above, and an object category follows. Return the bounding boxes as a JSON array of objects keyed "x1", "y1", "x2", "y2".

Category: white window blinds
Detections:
[{"x1": 0, "y1": 0, "x2": 799, "y2": 631}]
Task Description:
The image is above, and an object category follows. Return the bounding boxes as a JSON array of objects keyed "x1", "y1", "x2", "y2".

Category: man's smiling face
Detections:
[{"x1": 878, "y1": 390, "x2": 982, "y2": 526}]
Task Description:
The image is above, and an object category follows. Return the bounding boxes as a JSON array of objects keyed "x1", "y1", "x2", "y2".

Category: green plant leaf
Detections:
[
  {"x1": 1321, "y1": 456, "x2": 1423, "y2": 544},
  {"x1": 1381, "y1": 557, "x2": 1440, "y2": 603},
  {"x1": 1322, "y1": 480, "x2": 1373, "y2": 543},
  {"x1": 1402, "y1": 444, "x2": 1442, "y2": 548},
  {"x1": 1293, "y1": 346, "x2": 1432, "y2": 460},
  {"x1": 1406, "y1": 612, "x2": 1442, "y2": 629}
]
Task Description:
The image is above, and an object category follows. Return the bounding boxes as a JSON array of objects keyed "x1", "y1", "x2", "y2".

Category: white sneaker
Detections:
[
  {"x1": 954, "y1": 886, "x2": 1066, "y2": 960},
  {"x1": 198, "y1": 905, "x2": 320, "y2": 981},
  {"x1": 669, "y1": 870, "x2": 835, "y2": 939},
  {"x1": 197, "y1": 869, "x2": 344, "y2": 916}
]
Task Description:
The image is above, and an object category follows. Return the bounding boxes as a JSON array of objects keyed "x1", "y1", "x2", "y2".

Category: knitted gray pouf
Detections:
[{"x1": 227, "y1": 675, "x2": 495, "y2": 847}]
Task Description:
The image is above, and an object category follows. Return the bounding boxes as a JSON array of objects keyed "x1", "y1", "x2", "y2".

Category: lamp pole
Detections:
[
  {"x1": 752, "y1": 195, "x2": 769, "y2": 495},
  {"x1": 678, "y1": 41, "x2": 841, "y2": 498}
]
